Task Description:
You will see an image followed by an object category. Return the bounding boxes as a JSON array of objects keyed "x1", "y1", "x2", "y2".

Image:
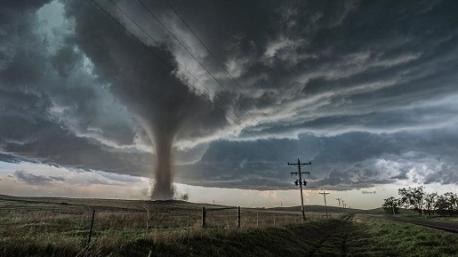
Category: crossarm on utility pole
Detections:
[
  {"x1": 336, "y1": 197, "x2": 342, "y2": 207},
  {"x1": 319, "y1": 191, "x2": 330, "y2": 218},
  {"x1": 288, "y1": 159, "x2": 312, "y2": 221}
]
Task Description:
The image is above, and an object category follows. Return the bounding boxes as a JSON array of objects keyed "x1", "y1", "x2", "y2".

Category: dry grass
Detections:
[
  {"x1": 0, "y1": 195, "x2": 336, "y2": 250},
  {"x1": 3, "y1": 196, "x2": 456, "y2": 257}
]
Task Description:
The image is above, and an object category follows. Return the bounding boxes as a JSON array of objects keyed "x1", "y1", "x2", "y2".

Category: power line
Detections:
[
  {"x1": 165, "y1": 1, "x2": 242, "y2": 86},
  {"x1": 90, "y1": 0, "x2": 210, "y2": 96},
  {"x1": 91, "y1": 1, "x2": 162, "y2": 64},
  {"x1": 165, "y1": 1, "x2": 248, "y2": 125},
  {"x1": 135, "y1": 0, "x2": 244, "y2": 125},
  {"x1": 92, "y1": 0, "x2": 240, "y2": 124},
  {"x1": 136, "y1": 0, "x2": 226, "y2": 90}
]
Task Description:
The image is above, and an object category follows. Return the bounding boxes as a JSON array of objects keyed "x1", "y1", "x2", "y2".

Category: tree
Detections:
[
  {"x1": 434, "y1": 192, "x2": 458, "y2": 216},
  {"x1": 424, "y1": 193, "x2": 438, "y2": 215},
  {"x1": 398, "y1": 186, "x2": 425, "y2": 214},
  {"x1": 444, "y1": 192, "x2": 458, "y2": 216},
  {"x1": 383, "y1": 197, "x2": 400, "y2": 215},
  {"x1": 435, "y1": 194, "x2": 450, "y2": 215}
]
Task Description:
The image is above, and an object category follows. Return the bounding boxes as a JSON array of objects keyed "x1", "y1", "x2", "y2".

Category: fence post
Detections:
[
  {"x1": 256, "y1": 212, "x2": 259, "y2": 227},
  {"x1": 201, "y1": 207, "x2": 206, "y2": 228},
  {"x1": 87, "y1": 209, "x2": 95, "y2": 246},
  {"x1": 237, "y1": 206, "x2": 241, "y2": 228},
  {"x1": 145, "y1": 207, "x2": 150, "y2": 236}
]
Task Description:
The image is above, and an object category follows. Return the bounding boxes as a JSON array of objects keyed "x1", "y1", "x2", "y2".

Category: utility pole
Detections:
[
  {"x1": 288, "y1": 159, "x2": 311, "y2": 221},
  {"x1": 319, "y1": 191, "x2": 330, "y2": 218}
]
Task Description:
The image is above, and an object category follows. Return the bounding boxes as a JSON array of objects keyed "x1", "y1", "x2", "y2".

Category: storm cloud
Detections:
[
  {"x1": 177, "y1": 129, "x2": 458, "y2": 189},
  {"x1": 1, "y1": 0, "x2": 458, "y2": 191},
  {"x1": 14, "y1": 170, "x2": 64, "y2": 185}
]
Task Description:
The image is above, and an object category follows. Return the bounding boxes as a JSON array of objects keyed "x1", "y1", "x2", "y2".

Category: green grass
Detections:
[
  {"x1": 1, "y1": 196, "x2": 457, "y2": 257},
  {"x1": 0, "y1": 219, "x2": 354, "y2": 257},
  {"x1": 354, "y1": 215, "x2": 458, "y2": 257},
  {"x1": 0, "y1": 216, "x2": 415, "y2": 257}
]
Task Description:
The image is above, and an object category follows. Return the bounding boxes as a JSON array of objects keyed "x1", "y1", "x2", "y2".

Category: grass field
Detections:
[{"x1": 1, "y1": 195, "x2": 457, "y2": 257}]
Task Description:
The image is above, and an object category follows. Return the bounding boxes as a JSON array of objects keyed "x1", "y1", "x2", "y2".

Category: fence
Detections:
[
  {"x1": 0, "y1": 197, "x2": 324, "y2": 248},
  {"x1": 201, "y1": 206, "x2": 240, "y2": 228}
]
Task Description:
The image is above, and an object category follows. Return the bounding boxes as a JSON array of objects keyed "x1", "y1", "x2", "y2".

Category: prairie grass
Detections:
[
  {"x1": 1, "y1": 196, "x2": 457, "y2": 257},
  {"x1": 353, "y1": 215, "x2": 458, "y2": 257}
]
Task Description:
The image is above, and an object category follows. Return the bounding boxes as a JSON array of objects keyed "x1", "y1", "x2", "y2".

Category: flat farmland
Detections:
[{"x1": 1, "y1": 195, "x2": 457, "y2": 257}]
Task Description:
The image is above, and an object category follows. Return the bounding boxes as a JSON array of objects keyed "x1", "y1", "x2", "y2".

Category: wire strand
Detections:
[
  {"x1": 166, "y1": 1, "x2": 242, "y2": 86},
  {"x1": 90, "y1": 0, "x2": 210, "y2": 96},
  {"x1": 136, "y1": 0, "x2": 226, "y2": 90}
]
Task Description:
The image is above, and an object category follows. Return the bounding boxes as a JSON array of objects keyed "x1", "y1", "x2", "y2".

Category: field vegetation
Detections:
[{"x1": 1, "y1": 195, "x2": 457, "y2": 257}]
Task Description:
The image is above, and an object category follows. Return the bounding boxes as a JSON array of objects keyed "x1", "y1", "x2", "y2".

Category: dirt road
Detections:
[{"x1": 390, "y1": 216, "x2": 458, "y2": 233}]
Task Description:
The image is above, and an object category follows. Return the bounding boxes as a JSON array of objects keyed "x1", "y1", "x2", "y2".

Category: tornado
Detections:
[
  {"x1": 152, "y1": 131, "x2": 174, "y2": 199},
  {"x1": 67, "y1": 1, "x2": 204, "y2": 200},
  {"x1": 141, "y1": 118, "x2": 179, "y2": 200}
]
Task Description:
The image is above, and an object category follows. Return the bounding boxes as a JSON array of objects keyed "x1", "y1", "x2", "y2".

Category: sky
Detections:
[{"x1": 1, "y1": 0, "x2": 458, "y2": 209}]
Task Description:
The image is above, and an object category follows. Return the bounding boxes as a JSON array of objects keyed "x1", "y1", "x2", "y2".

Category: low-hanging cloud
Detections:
[
  {"x1": 1, "y1": 0, "x2": 458, "y2": 192},
  {"x1": 14, "y1": 170, "x2": 65, "y2": 186}
]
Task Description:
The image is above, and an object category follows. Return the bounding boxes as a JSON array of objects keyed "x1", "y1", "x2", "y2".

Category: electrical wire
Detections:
[
  {"x1": 136, "y1": 0, "x2": 226, "y2": 90},
  {"x1": 165, "y1": 1, "x2": 242, "y2": 86},
  {"x1": 90, "y1": 0, "x2": 209, "y2": 95}
]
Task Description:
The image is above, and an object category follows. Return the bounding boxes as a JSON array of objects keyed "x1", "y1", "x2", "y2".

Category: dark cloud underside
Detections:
[{"x1": 0, "y1": 0, "x2": 457, "y2": 190}]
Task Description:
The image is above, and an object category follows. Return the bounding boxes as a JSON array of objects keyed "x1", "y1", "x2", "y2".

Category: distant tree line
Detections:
[{"x1": 383, "y1": 186, "x2": 458, "y2": 216}]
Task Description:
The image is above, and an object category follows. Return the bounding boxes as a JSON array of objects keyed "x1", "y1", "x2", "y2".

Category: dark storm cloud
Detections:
[
  {"x1": 62, "y1": 0, "x2": 233, "y2": 198},
  {"x1": 14, "y1": 170, "x2": 64, "y2": 185},
  {"x1": 0, "y1": 0, "x2": 49, "y2": 16},
  {"x1": 1, "y1": 0, "x2": 140, "y2": 146},
  {"x1": 176, "y1": 128, "x2": 458, "y2": 189},
  {"x1": 1, "y1": 0, "x2": 458, "y2": 190},
  {"x1": 0, "y1": 0, "x2": 155, "y2": 177}
]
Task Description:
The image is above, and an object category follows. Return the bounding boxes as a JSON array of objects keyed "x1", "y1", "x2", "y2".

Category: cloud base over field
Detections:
[{"x1": 1, "y1": 0, "x2": 458, "y2": 190}]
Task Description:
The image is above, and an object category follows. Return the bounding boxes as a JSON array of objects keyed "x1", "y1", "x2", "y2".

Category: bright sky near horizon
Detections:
[{"x1": 1, "y1": 160, "x2": 456, "y2": 209}]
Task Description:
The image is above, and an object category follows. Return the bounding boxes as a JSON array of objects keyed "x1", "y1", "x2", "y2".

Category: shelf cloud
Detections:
[{"x1": 1, "y1": 0, "x2": 458, "y2": 192}]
